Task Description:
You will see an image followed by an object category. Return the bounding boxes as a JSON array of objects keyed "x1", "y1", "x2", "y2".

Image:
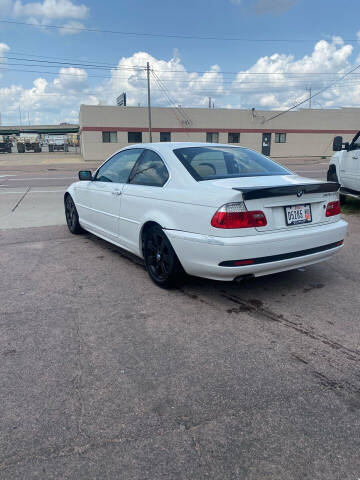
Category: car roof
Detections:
[{"x1": 125, "y1": 142, "x2": 246, "y2": 152}]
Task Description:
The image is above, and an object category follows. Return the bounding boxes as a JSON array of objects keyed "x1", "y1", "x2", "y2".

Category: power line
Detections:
[
  {"x1": 3, "y1": 55, "x2": 146, "y2": 71},
  {"x1": 3, "y1": 52, "x2": 360, "y2": 77},
  {"x1": 1, "y1": 18, "x2": 360, "y2": 43},
  {"x1": 151, "y1": 70, "x2": 193, "y2": 126},
  {"x1": 0, "y1": 66, "x2": 147, "y2": 80},
  {"x1": 2, "y1": 65, "x2": 354, "y2": 86},
  {"x1": 265, "y1": 61, "x2": 360, "y2": 122},
  {"x1": 3, "y1": 61, "x2": 360, "y2": 88}
]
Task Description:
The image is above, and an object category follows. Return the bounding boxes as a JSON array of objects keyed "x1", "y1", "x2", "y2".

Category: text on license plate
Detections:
[{"x1": 285, "y1": 204, "x2": 312, "y2": 225}]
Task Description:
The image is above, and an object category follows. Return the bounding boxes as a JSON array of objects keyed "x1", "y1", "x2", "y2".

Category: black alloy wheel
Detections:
[
  {"x1": 144, "y1": 225, "x2": 185, "y2": 288},
  {"x1": 65, "y1": 195, "x2": 84, "y2": 234}
]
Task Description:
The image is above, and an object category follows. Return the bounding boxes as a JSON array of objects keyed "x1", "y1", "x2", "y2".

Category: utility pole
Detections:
[
  {"x1": 208, "y1": 97, "x2": 211, "y2": 108},
  {"x1": 146, "y1": 62, "x2": 152, "y2": 143},
  {"x1": 306, "y1": 85, "x2": 312, "y2": 108}
]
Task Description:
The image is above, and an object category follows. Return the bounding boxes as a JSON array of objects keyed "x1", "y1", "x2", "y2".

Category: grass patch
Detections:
[{"x1": 341, "y1": 196, "x2": 360, "y2": 215}]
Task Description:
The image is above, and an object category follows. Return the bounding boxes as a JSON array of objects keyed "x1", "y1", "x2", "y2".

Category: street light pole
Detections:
[{"x1": 146, "y1": 62, "x2": 152, "y2": 143}]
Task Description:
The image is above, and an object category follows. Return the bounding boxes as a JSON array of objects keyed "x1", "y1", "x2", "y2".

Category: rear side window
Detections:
[
  {"x1": 173, "y1": 146, "x2": 289, "y2": 181},
  {"x1": 129, "y1": 149, "x2": 169, "y2": 187}
]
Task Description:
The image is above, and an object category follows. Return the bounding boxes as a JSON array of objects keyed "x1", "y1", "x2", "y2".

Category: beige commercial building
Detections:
[{"x1": 79, "y1": 104, "x2": 360, "y2": 162}]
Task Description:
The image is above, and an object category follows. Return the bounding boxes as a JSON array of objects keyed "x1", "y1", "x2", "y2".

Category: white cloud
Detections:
[
  {"x1": 0, "y1": 43, "x2": 10, "y2": 56},
  {"x1": 13, "y1": 0, "x2": 88, "y2": 19},
  {"x1": 0, "y1": 67, "x2": 97, "y2": 124},
  {"x1": 0, "y1": 43, "x2": 10, "y2": 79},
  {"x1": 59, "y1": 20, "x2": 84, "y2": 34},
  {"x1": 232, "y1": 38, "x2": 354, "y2": 110},
  {"x1": 2, "y1": 37, "x2": 360, "y2": 124},
  {"x1": 0, "y1": 0, "x2": 13, "y2": 14},
  {"x1": 108, "y1": 51, "x2": 225, "y2": 113},
  {"x1": 53, "y1": 67, "x2": 88, "y2": 90},
  {"x1": 3, "y1": 0, "x2": 88, "y2": 34}
]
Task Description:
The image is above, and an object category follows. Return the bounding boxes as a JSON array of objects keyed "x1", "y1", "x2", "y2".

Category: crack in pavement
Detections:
[
  {"x1": 72, "y1": 314, "x2": 91, "y2": 441},
  {"x1": 221, "y1": 292, "x2": 360, "y2": 362},
  {"x1": 10, "y1": 187, "x2": 31, "y2": 212}
]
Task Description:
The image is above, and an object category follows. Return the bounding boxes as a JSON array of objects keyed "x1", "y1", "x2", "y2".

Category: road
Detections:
[
  {"x1": 0, "y1": 155, "x2": 327, "y2": 188},
  {"x1": 0, "y1": 155, "x2": 327, "y2": 229},
  {"x1": 1, "y1": 154, "x2": 359, "y2": 479}
]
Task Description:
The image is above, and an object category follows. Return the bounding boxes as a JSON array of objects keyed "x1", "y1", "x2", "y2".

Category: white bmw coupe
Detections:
[{"x1": 65, "y1": 143, "x2": 347, "y2": 288}]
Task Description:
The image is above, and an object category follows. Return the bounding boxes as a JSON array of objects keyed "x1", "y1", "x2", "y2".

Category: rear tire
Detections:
[
  {"x1": 143, "y1": 225, "x2": 186, "y2": 288},
  {"x1": 327, "y1": 166, "x2": 338, "y2": 182},
  {"x1": 65, "y1": 195, "x2": 84, "y2": 234},
  {"x1": 340, "y1": 193, "x2": 347, "y2": 205}
]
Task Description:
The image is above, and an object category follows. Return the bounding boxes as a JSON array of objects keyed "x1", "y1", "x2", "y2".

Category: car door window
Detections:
[
  {"x1": 95, "y1": 149, "x2": 143, "y2": 183},
  {"x1": 129, "y1": 149, "x2": 169, "y2": 187}
]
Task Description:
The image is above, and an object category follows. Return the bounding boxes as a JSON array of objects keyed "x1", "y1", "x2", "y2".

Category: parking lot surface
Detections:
[{"x1": 1, "y1": 154, "x2": 359, "y2": 479}]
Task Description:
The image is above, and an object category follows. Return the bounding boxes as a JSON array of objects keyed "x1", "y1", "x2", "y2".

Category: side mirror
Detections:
[
  {"x1": 78, "y1": 170, "x2": 92, "y2": 181},
  {"x1": 333, "y1": 136, "x2": 343, "y2": 152},
  {"x1": 344, "y1": 142, "x2": 350, "y2": 151}
]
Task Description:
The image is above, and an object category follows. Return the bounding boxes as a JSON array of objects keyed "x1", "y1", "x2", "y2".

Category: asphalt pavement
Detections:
[{"x1": 1, "y1": 153, "x2": 359, "y2": 479}]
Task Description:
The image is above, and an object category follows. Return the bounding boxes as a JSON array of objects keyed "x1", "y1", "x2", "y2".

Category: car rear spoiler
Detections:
[{"x1": 233, "y1": 182, "x2": 340, "y2": 200}]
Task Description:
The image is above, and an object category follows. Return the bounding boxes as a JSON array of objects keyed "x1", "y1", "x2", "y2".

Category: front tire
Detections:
[
  {"x1": 65, "y1": 195, "x2": 84, "y2": 234},
  {"x1": 143, "y1": 225, "x2": 186, "y2": 288}
]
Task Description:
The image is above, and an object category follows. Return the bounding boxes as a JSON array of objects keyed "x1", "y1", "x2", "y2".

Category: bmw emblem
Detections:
[{"x1": 297, "y1": 190, "x2": 304, "y2": 197}]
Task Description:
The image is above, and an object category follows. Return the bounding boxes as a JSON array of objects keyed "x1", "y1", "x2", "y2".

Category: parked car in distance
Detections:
[
  {"x1": 65, "y1": 143, "x2": 347, "y2": 288},
  {"x1": 49, "y1": 139, "x2": 69, "y2": 152},
  {"x1": 328, "y1": 132, "x2": 360, "y2": 203}
]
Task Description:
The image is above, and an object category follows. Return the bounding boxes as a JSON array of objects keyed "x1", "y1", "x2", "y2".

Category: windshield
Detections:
[{"x1": 173, "y1": 146, "x2": 290, "y2": 181}]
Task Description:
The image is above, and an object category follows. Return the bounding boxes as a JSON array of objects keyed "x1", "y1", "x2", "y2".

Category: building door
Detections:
[{"x1": 262, "y1": 133, "x2": 271, "y2": 156}]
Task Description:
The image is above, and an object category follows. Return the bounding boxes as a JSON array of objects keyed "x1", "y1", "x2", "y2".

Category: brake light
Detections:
[
  {"x1": 211, "y1": 202, "x2": 267, "y2": 229},
  {"x1": 325, "y1": 201, "x2": 341, "y2": 217}
]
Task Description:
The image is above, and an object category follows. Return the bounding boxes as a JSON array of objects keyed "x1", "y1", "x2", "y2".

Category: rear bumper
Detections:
[{"x1": 165, "y1": 219, "x2": 348, "y2": 281}]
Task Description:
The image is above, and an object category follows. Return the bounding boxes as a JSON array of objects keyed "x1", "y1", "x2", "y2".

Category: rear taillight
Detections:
[
  {"x1": 325, "y1": 200, "x2": 341, "y2": 217},
  {"x1": 211, "y1": 202, "x2": 267, "y2": 229}
]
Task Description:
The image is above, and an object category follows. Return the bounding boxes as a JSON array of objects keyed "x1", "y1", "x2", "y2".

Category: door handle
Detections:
[
  {"x1": 352, "y1": 156, "x2": 358, "y2": 160},
  {"x1": 111, "y1": 190, "x2": 122, "y2": 196}
]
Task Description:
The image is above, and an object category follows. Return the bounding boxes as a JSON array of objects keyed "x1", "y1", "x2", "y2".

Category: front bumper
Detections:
[{"x1": 165, "y1": 219, "x2": 348, "y2": 281}]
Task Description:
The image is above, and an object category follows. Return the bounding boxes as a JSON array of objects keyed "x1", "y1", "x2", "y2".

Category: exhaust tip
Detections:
[{"x1": 234, "y1": 274, "x2": 255, "y2": 283}]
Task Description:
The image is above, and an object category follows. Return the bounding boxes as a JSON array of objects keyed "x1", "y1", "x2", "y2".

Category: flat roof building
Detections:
[{"x1": 79, "y1": 105, "x2": 360, "y2": 162}]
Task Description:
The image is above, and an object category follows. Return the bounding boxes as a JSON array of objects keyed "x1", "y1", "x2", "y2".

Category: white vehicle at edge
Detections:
[
  {"x1": 65, "y1": 142, "x2": 347, "y2": 288},
  {"x1": 328, "y1": 132, "x2": 360, "y2": 203}
]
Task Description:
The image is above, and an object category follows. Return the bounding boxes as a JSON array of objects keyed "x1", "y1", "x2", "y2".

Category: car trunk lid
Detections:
[{"x1": 206, "y1": 175, "x2": 340, "y2": 232}]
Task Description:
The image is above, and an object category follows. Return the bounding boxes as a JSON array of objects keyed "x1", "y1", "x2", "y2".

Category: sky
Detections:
[{"x1": 0, "y1": 0, "x2": 360, "y2": 124}]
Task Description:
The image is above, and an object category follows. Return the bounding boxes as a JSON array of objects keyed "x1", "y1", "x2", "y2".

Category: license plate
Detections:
[{"x1": 285, "y1": 204, "x2": 312, "y2": 226}]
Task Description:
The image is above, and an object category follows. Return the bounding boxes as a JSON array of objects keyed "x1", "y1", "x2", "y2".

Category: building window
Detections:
[
  {"x1": 275, "y1": 133, "x2": 286, "y2": 143},
  {"x1": 160, "y1": 131, "x2": 171, "y2": 142},
  {"x1": 102, "y1": 131, "x2": 117, "y2": 143},
  {"x1": 128, "y1": 131, "x2": 142, "y2": 143},
  {"x1": 228, "y1": 132, "x2": 240, "y2": 143},
  {"x1": 206, "y1": 132, "x2": 219, "y2": 143}
]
